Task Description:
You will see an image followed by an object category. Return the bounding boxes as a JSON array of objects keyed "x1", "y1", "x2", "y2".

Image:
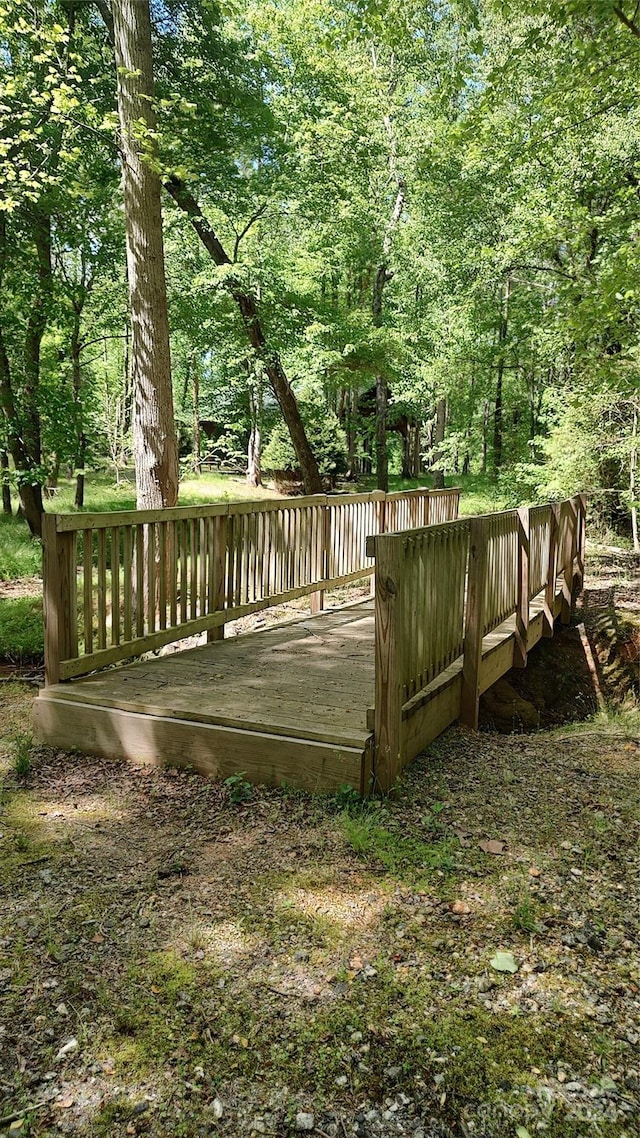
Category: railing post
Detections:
[
  {"x1": 370, "y1": 491, "x2": 386, "y2": 598},
  {"x1": 561, "y1": 501, "x2": 574, "y2": 625},
  {"x1": 207, "y1": 513, "x2": 227, "y2": 642},
  {"x1": 576, "y1": 493, "x2": 587, "y2": 593},
  {"x1": 460, "y1": 516, "x2": 487, "y2": 729},
  {"x1": 310, "y1": 497, "x2": 328, "y2": 614},
  {"x1": 43, "y1": 514, "x2": 76, "y2": 685},
  {"x1": 371, "y1": 534, "x2": 405, "y2": 793},
  {"x1": 543, "y1": 503, "x2": 559, "y2": 638},
  {"x1": 513, "y1": 506, "x2": 530, "y2": 668}
]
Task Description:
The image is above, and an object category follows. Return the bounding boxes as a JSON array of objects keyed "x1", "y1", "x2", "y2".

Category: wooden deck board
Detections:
[
  {"x1": 34, "y1": 579, "x2": 574, "y2": 794},
  {"x1": 37, "y1": 601, "x2": 376, "y2": 749}
]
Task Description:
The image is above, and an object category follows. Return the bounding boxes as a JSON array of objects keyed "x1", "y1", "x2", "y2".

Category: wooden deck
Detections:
[
  {"x1": 34, "y1": 601, "x2": 376, "y2": 794},
  {"x1": 33, "y1": 577, "x2": 572, "y2": 795}
]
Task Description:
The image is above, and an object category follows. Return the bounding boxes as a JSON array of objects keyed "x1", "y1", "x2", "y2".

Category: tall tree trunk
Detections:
[
  {"x1": 493, "y1": 274, "x2": 511, "y2": 476},
  {"x1": 1, "y1": 449, "x2": 11, "y2": 515},
  {"x1": 163, "y1": 177, "x2": 322, "y2": 495},
  {"x1": 375, "y1": 372, "x2": 389, "y2": 493},
  {"x1": 111, "y1": 0, "x2": 178, "y2": 510},
  {"x1": 71, "y1": 301, "x2": 87, "y2": 509},
  {"x1": 431, "y1": 398, "x2": 446, "y2": 488},
  {"x1": 0, "y1": 214, "x2": 46, "y2": 537},
  {"x1": 192, "y1": 354, "x2": 201, "y2": 473},
  {"x1": 246, "y1": 366, "x2": 262, "y2": 488}
]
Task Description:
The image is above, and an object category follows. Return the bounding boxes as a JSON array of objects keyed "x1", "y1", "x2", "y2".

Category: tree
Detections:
[{"x1": 110, "y1": 0, "x2": 179, "y2": 509}]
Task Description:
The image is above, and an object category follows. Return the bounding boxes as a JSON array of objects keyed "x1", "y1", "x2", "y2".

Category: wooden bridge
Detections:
[{"x1": 33, "y1": 488, "x2": 586, "y2": 794}]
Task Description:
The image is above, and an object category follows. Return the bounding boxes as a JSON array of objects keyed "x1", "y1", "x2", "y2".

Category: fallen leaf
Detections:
[
  {"x1": 490, "y1": 950, "x2": 518, "y2": 973},
  {"x1": 479, "y1": 839, "x2": 506, "y2": 855},
  {"x1": 516, "y1": 1128, "x2": 532, "y2": 1138},
  {"x1": 528, "y1": 866, "x2": 541, "y2": 877}
]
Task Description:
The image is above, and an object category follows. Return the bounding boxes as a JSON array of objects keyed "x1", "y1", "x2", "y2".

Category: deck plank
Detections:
[{"x1": 41, "y1": 601, "x2": 376, "y2": 749}]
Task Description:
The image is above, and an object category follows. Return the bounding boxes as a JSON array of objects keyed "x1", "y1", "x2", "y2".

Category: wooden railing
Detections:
[
  {"x1": 42, "y1": 486, "x2": 460, "y2": 684},
  {"x1": 368, "y1": 495, "x2": 586, "y2": 792}
]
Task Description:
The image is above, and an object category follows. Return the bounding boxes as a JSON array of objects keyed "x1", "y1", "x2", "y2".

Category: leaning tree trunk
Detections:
[
  {"x1": 111, "y1": 0, "x2": 178, "y2": 510},
  {"x1": 163, "y1": 177, "x2": 322, "y2": 495}
]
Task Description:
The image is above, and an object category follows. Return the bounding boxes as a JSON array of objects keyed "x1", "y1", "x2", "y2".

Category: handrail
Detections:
[
  {"x1": 42, "y1": 486, "x2": 461, "y2": 684},
  {"x1": 368, "y1": 495, "x2": 586, "y2": 791}
]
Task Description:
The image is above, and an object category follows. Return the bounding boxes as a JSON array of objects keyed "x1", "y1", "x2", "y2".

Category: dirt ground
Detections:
[{"x1": 0, "y1": 548, "x2": 638, "y2": 1138}]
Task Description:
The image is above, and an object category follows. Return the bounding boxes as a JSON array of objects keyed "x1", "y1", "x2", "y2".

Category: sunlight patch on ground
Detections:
[
  {"x1": 170, "y1": 916, "x2": 260, "y2": 966},
  {"x1": 278, "y1": 883, "x2": 386, "y2": 930}
]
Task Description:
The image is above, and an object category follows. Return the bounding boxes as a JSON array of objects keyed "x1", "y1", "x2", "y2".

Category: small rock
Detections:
[
  {"x1": 212, "y1": 1097, "x2": 223, "y2": 1120},
  {"x1": 55, "y1": 1003, "x2": 68, "y2": 1017},
  {"x1": 55, "y1": 1037, "x2": 78, "y2": 1061},
  {"x1": 295, "y1": 1112, "x2": 315, "y2": 1131},
  {"x1": 335, "y1": 1075, "x2": 348, "y2": 1087},
  {"x1": 294, "y1": 950, "x2": 310, "y2": 962}
]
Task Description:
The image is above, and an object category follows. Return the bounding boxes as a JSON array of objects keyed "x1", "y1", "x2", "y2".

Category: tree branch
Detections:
[
  {"x1": 233, "y1": 203, "x2": 268, "y2": 262},
  {"x1": 613, "y1": 4, "x2": 640, "y2": 38}
]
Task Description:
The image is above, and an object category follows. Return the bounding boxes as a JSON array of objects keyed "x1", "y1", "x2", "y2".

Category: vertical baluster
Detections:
[
  {"x1": 111, "y1": 525, "x2": 120, "y2": 646},
  {"x1": 83, "y1": 529, "x2": 93, "y2": 655},
  {"x1": 122, "y1": 525, "x2": 132, "y2": 642},
  {"x1": 147, "y1": 524, "x2": 156, "y2": 634},
  {"x1": 135, "y1": 524, "x2": 145, "y2": 636},
  {"x1": 169, "y1": 521, "x2": 178, "y2": 628},
  {"x1": 97, "y1": 528, "x2": 107, "y2": 649},
  {"x1": 159, "y1": 521, "x2": 168, "y2": 629}
]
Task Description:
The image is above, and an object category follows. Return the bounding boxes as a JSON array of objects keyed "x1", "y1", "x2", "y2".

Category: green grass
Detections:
[
  {"x1": 0, "y1": 514, "x2": 42, "y2": 579},
  {"x1": 0, "y1": 596, "x2": 44, "y2": 663},
  {"x1": 341, "y1": 811, "x2": 457, "y2": 878}
]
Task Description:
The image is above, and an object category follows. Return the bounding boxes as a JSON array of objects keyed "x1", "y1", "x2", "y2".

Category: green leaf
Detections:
[{"x1": 490, "y1": 950, "x2": 519, "y2": 973}]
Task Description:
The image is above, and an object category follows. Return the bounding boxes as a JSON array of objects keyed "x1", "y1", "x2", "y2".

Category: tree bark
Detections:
[
  {"x1": 246, "y1": 366, "x2": 262, "y2": 488},
  {"x1": 111, "y1": 0, "x2": 179, "y2": 510},
  {"x1": 70, "y1": 299, "x2": 88, "y2": 509},
  {"x1": 0, "y1": 214, "x2": 46, "y2": 536},
  {"x1": 192, "y1": 354, "x2": 201, "y2": 473},
  {"x1": 493, "y1": 275, "x2": 511, "y2": 475},
  {"x1": 431, "y1": 398, "x2": 446, "y2": 488},
  {"x1": 163, "y1": 177, "x2": 322, "y2": 495}
]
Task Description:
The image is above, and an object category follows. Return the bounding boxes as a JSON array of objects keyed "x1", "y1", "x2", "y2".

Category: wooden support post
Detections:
[
  {"x1": 43, "y1": 515, "x2": 76, "y2": 686},
  {"x1": 310, "y1": 499, "x2": 328, "y2": 614},
  {"x1": 370, "y1": 491, "x2": 386, "y2": 597},
  {"x1": 561, "y1": 501, "x2": 574, "y2": 625},
  {"x1": 513, "y1": 505, "x2": 530, "y2": 668},
  {"x1": 207, "y1": 513, "x2": 227, "y2": 642},
  {"x1": 576, "y1": 493, "x2": 587, "y2": 594},
  {"x1": 543, "y1": 503, "x2": 559, "y2": 638},
  {"x1": 372, "y1": 534, "x2": 405, "y2": 793},
  {"x1": 460, "y1": 516, "x2": 487, "y2": 729}
]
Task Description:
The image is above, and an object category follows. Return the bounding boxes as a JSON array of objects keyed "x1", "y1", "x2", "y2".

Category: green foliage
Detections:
[
  {"x1": 12, "y1": 732, "x2": 32, "y2": 779},
  {"x1": 224, "y1": 771, "x2": 253, "y2": 804},
  {"x1": 0, "y1": 517, "x2": 42, "y2": 580},
  {"x1": 0, "y1": 597, "x2": 44, "y2": 664},
  {"x1": 263, "y1": 404, "x2": 348, "y2": 477},
  {"x1": 341, "y1": 812, "x2": 456, "y2": 877}
]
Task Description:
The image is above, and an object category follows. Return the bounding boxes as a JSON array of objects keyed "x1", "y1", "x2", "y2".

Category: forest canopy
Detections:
[{"x1": 1, "y1": 0, "x2": 638, "y2": 539}]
